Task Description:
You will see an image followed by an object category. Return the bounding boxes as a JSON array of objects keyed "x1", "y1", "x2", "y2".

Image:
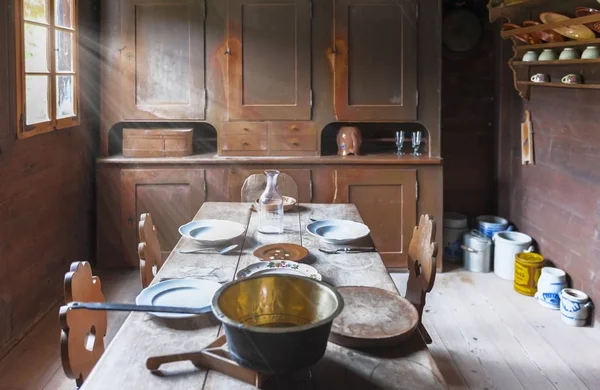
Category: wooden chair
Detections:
[
  {"x1": 241, "y1": 173, "x2": 299, "y2": 202},
  {"x1": 59, "y1": 262, "x2": 108, "y2": 387},
  {"x1": 138, "y1": 213, "x2": 164, "y2": 288},
  {"x1": 405, "y1": 214, "x2": 438, "y2": 344}
]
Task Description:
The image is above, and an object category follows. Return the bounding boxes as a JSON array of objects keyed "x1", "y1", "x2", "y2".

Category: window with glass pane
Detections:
[{"x1": 17, "y1": 0, "x2": 78, "y2": 138}]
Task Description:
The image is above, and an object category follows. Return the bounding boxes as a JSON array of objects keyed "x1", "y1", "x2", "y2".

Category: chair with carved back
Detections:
[
  {"x1": 241, "y1": 173, "x2": 299, "y2": 202},
  {"x1": 138, "y1": 213, "x2": 164, "y2": 288},
  {"x1": 405, "y1": 214, "x2": 438, "y2": 344},
  {"x1": 59, "y1": 261, "x2": 108, "y2": 387}
]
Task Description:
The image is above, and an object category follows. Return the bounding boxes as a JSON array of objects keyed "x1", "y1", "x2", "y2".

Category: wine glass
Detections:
[
  {"x1": 395, "y1": 131, "x2": 405, "y2": 156},
  {"x1": 412, "y1": 131, "x2": 422, "y2": 156}
]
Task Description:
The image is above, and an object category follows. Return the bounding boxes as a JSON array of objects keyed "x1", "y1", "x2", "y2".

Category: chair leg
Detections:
[{"x1": 418, "y1": 323, "x2": 433, "y2": 344}]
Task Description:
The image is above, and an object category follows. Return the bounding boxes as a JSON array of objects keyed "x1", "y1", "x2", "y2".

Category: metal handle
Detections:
[
  {"x1": 178, "y1": 248, "x2": 218, "y2": 254},
  {"x1": 67, "y1": 301, "x2": 212, "y2": 315},
  {"x1": 292, "y1": 126, "x2": 299, "y2": 132},
  {"x1": 292, "y1": 141, "x2": 300, "y2": 147},
  {"x1": 242, "y1": 141, "x2": 249, "y2": 146}
]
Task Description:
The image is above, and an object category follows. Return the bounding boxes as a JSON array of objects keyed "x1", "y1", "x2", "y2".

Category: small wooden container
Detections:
[{"x1": 123, "y1": 128, "x2": 193, "y2": 157}]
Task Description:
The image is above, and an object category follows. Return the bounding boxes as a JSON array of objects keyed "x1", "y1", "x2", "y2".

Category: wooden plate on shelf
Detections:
[
  {"x1": 502, "y1": 23, "x2": 540, "y2": 44},
  {"x1": 329, "y1": 286, "x2": 419, "y2": 349},
  {"x1": 523, "y1": 20, "x2": 564, "y2": 43},
  {"x1": 253, "y1": 243, "x2": 309, "y2": 262},
  {"x1": 540, "y1": 12, "x2": 596, "y2": 41},
  {"x1": 252, "y1": 196, "x2": 297, "y2": 212},
  {"x1": 576, "y1": 7, "x2": 600, "y2": 35}
]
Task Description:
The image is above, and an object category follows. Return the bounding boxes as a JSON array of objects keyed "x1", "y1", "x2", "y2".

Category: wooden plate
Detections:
[
  {"x1": 252, "y1": 196, "x2": 297, "y2": 212},
  {"x1": 576, "y1": 7, "x2": 600, "y2": 35},
  {"x1": 502, "y1": 23, "x2": 540, "y2": 44},
  {"x1": 253, "y1": 243, "x2": 309, "y2": 262},
  {"x1": 540, "y1": 12, "x2": 596, "y2": 41},
  {"x1": 329, "y1": 286, "x2": 419, "y2": 349}
]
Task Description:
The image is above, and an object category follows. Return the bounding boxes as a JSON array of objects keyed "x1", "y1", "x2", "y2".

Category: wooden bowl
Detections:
[
  {"x1": 502, "y1": 23, "x2": 541, "y2": 44},
  {"x1": 523, "y1": 20, "x2": 564, "y2": 43},
  {"x1": 252, "y1": 196, "x2": 297, "y2": 212},
  {"x1": 576, "y1": 7, "x2": 600, "y2": 35}
]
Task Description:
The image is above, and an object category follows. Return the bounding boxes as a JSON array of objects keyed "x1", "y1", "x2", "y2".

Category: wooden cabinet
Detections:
[
  {"x1": 120, "y1": 169, "x2": 206, "y2": 266},
  {"x1": 226, "y1": 0, "x2": 312, "y2": 120},
  {"x1": 333, "y1": 0, "x2": 418, "y2": 121},
  {"x1": 120, "y1": 0, "x2": 206, "y2": 120},
  {"x1": 334, "y1": 169, "x2": 417, "y2": 269}
]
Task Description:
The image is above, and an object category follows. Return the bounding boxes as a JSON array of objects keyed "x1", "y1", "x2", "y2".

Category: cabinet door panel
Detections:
[
  {"x1": 121, "y1": 0, "x2": 205, "y2": 120},
  {"x1": 334, "y1": 169, "x2": 417, "y2": 269},
  {"x1": 227, "y1": 0, "x2": 311, "y2": 120},
  {"x1": 334, "y1": 0, "x2": 417, "y2": 121},
  {"x1": 121, "y1": 169, "x2": 205, "y2": 266}
]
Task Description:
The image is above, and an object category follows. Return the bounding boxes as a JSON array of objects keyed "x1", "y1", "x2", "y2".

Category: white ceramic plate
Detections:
[
  {"x1": 306, "y1": 219, "x2": 370, "y2": 244},
  {"x1": 136, "y1": 278, "x2": 222, "y2": 319},
  {"x1": 179, "y1": 219, "x2": 246, "y2": 245},
  {"x1": 236, "y1": 260, "x2": 322, "y2": 281}
]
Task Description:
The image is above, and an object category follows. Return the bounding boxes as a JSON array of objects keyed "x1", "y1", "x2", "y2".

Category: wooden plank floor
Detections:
[
  {"x1": 1, "y1": 268, "x2": 599, "y2": 390},
  {"x1": 0, "y1": 269, "x2": 140, "y2": 390},
  {"x1": 391, "y1": 271, "x2": 600, "y2": 390}
]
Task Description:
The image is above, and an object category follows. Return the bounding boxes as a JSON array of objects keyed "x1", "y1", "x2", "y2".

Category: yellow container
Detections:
[{"x1": 514, "y1": 252, "x2": 544, "y2": 296}]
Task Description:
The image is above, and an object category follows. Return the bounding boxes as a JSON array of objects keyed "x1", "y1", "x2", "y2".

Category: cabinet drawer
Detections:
[
  {"x1": 222, "y1": 122, "x2": 268, "y2": 136},
  {"x1": 271, "y1": 122, "x2": 317, "y2": 137},
  {"x1": 222, "y1": 135, "x2": 268, "y2": 151},
  {"x1": 271, "y1": 134, "x2": 317, "y2": 151}
]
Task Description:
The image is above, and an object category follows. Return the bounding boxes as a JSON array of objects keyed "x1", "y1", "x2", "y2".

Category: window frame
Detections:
[{"x1": 14, "y1": 0, "x2": 80, "y2": 139}]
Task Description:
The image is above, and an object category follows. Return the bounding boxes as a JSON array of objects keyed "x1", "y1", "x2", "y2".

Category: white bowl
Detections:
[
  {"x1": 178, "y1": 219, "x2": 246, "y2": 245},
  {"x1": 306, "y1": 219, "x2": 370, "y2": 244}
]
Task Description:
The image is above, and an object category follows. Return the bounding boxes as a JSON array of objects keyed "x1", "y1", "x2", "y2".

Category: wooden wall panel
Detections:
[
  {"x1": 496, "y1": 33, "x2": 600, "y2": 321},
  {"x1": 0, "y1": 1, "x2": 97, "y2": 358}
]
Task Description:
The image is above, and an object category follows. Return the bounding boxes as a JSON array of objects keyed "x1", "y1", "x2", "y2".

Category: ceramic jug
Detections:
[
  {"x1": 534, "y1": 267, "x2": 567, "y2": 310},
  {"x1": 337, "y1": 126, "x2": 362, "y2": 156},
  {"x1": 560, "y1": 288, "x2": 594, "y2": 326}
]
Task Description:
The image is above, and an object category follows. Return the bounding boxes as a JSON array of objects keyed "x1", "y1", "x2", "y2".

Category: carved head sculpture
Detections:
[
  {"x1": 60, "y1": 262, "x2": 107, "y2": 386},
  {"x1": 336, "y1": 126, "x2": 362, "y2": 156}
]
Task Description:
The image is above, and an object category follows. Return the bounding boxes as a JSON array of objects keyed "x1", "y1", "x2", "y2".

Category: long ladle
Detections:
[{"x1": 67, "y1": 301, "x2": 212, "y2": 315}]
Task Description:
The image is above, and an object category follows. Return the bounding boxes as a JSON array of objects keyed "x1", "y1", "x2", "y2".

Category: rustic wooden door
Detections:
[
  {"x1": 333, "y1": 0, "x2": 418, "y2": 121},
  {"x1": 121, "y1": 169, "x2": 206, "y2": 266},
  {"x1": 226, "y1": 0, "x2": 312, "y2": 120},
  {"x1": 334, "y1": 169, "x2": 417, "y2": 269},
  {"x1": 121, "y1": 0, "x2": 206, "y2": 120}
]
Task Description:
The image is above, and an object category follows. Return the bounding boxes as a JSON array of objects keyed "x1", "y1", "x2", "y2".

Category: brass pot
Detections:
[{"x1": 212, "y1": 274, "x2": 344, "y2": 373}]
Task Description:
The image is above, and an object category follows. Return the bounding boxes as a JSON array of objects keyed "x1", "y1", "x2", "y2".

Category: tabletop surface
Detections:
[{"x1": 82, "y1": 202, "x2": 446, "y2": 389}]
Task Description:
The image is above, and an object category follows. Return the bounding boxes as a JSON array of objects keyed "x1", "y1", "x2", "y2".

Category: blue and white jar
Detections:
[
  {"x1": 476, "y1": 215, "x2": 511, "y2": 239},
  {"x1": 443, "y1": 212, "x2": 468, "y2": 263},
  {"x1": 560, "y1": 288, "x2": 594, "y2": 327},
  {"x1": 534, "y1": 267, "x2": 567, "y2": 310}
]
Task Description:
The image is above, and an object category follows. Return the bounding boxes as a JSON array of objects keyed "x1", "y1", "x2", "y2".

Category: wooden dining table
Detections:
[{"x1": 82, "y1": 202, "x2": 446, "y2": 389}]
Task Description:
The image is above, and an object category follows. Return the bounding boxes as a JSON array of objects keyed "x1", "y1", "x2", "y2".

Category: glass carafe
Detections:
[{"x1": 258, "y1": 170, "x2": 284, "y2": 234}]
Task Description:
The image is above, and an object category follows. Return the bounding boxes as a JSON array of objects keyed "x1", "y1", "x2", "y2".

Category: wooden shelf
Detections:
[
  {"x1": 488, "y1": 0, "x2": 563, "y2": 22},
  {"x1": 501, "y1": 14, "x2": 600, "y2": 39},
  {"x1": 515, "y1": 38, "x2": 600, "y2": 52},
  {"x1": 517, "y1": 81, "x2": 600, "y2": 89},
  {"x1": 513, "y1": 58, "x2": 600, "y2": 66}
]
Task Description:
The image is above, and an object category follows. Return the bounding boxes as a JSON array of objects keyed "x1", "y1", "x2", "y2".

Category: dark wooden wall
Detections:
[
  {"x1": 0, "y1": 1, "x2": 97, "y2": 358},
  {"x1": 442, "y1": 1, "x2": 496, "y2": 219},
  {"x1": 496, "y1": 38, "x2": 600, "y2": 320}
]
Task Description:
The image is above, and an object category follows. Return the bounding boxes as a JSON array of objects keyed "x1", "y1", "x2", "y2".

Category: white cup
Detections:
[
  {"x1": 560, "y1": 288, "x2": 594, "y2": 327},
  {"x1": 535, "y1": 267, "x2": 566, "y2": 310},
  {"x1": 522, "y1": 50, "x2": 538, "y2": 62},
  {"x1": 582, "y1": 46, "x2": 600, "y2": 59},
  {"x1": 539, "y1": 49, "x2": 557, "y2": 61}
]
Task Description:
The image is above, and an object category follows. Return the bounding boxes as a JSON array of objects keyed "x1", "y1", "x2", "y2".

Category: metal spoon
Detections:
[{"x1": 178, "y1": 244, "x2": 238, "y2": 255}]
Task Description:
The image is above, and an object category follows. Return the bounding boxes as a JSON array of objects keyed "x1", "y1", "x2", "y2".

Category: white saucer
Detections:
[
  {"x1": 136, "y1": 279, "x2": 222, "y2": 319},
  {"x1": 179, "y1": 220, "x2": 246, "y2": 245},
  {"x1": 306, "y1": 219, "x2": 370, "y2": 244}
]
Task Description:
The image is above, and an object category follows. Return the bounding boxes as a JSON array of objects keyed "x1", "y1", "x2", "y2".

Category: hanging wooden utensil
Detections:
[{"x1": 521, "y1": 110, "x2": 534, "y2": 165}]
